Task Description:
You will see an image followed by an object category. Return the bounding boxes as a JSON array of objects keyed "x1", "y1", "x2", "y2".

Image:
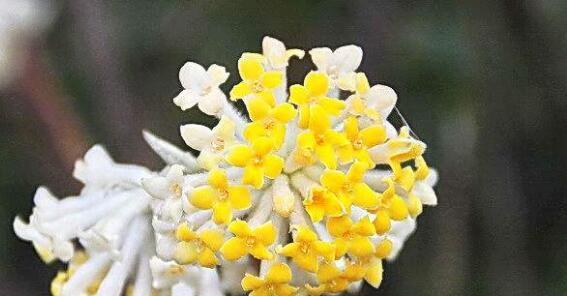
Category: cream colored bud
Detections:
[{"x1": 272, "y1": 175, "x2": 295, "y2": 217}]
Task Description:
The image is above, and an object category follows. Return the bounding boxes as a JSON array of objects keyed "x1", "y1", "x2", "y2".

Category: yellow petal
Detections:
[
  {"x1": 190, "y1": 186, "x2": 217, "y2": 209},
  {"x1": 320, "y1": 170, "x2": 346, "y2": 193},
  {"x1": 246, "y1": 97, "x2": 272, "y2": 121},
  {"x1": 279, "y1": 242, "x2": 300, "y2": 257},
  {"x1": 304, "y1": 72, "x2": 329, "y2": 97},
  {"x1": 253, "y1": 221, "x2": 277, "y2": 245},
  {"x1": 289, "y1": 84, "x2": 309, "y2": 105},
  {"x1": 228, "y1": 185, "x2": 251, "y2": 210},
  {"x1": 252, "y1": 136, "x2": 274, "y2": 156},
  {"x1": 266, "y1": 263, "x2": 292, "y2": 283},
  {"x1": 262, "y1": 154, "x2": 284, "y2": 179},
  {"x1": 275, "y1": 284, "x2": 298, "y2": 296},
  {"x1": 297, "y1": 104, "x2": 310, "y2": 129},
  {"x1": 241, "y1": 274, "x2": 265, "y2": 291},
  {"x1": 175, "y1": 222, "x2": 197, "y2": 241},
  {"x1": 343, "y1": 117, "x2": 359, "y2": 141},
  {"x1": 228, "y1": 219, "x2": 253, "y2": 236},
  {"x1": 230, "y1": 81, "x2": 252, "y2": 100},
  {"x1": 243, "y1": 165, "x2": 264, "y2": 189},
  {"x1": 200, "y1": 229, "x2": 224, "y2": 251},
  {"x1": 318, "y1": 97, "x2": 345, "y2": 115},
  {"x1": 304, "y1": 203, "x2": 325, "y2": 223},
  {"x1": 239, "y1": 57, "x2": 264, "y2": 81},
  {"x1": 316, "y1": 263, "x2": 341, "y2": 283},
  {"x1": 408, "y1": 193, "x2": 423, "y2": 218},
  {"x1": 272, "y1": 103, "x2": 297, "y2": 123},
  {"x1": 197, "y1": 248, "x2": 219, "y2": 268},
  {"x1": 244, "y1": 121, "x2": 268, "y2": 143},
  {"x1": 249, "y1": 243, "x2": 274, "y2": 260},
  {"x1": 226, "y1": 145, "x2": 254, "y2": 167},
  {"x1": 220, "y1": 237, "x2": 248, "y2": 260},
  {"x1": 373, "y1": 210, "x2": 391, "y2": 235},
  {"x1": 295, "y1": 226, "x2": 317, "y2": 242},
  {"x1": 348, "y1": 237, "x2": 375, "y2": 257},
  {"x1": 315, "y1": 144, "x2": 337, "y2": 169},
  {"x1": 347, "y1": 161, "x2": 368, "y2": 182},
  {"x1": 375, "y1": 238, "x2": 393, "y2": 259},
  {"x1": 360, "y1": 124, "x2": 386, "y2": 147},
  {"x1": 365, "y1": 260, "x2": 384, "y2": 288},
  {"x1": 326, "y1": 215, "x2": 352, "y2": 237},
  {"x1": 352, "y1": 216, "x2": 376, "y2": 236},
  {"x1": 261, "y1": 71, "x2": 283, "y2": 89},
  {"x1": 389, "y1": 195, "x2": 409, "y2": 221},
  {"x1": 308, "y1": 104, "x2": 330, "y2": 134},
  {"x1": 174, "y1": 241, "x2": 198, "y2": 264},
  {"x1": 257, "y1": 90, "x2": 277, "y2": 106},
  {"x1": 212, "y1": 201, "x2": 233, "y2": 224},
  {"x1": 355, "y1": 72, "x2": 370, "y2": 94},
  {"x1": 333, "y1": 238, "x2": 349, "y2": 258},
  {"x1": 352, "y1": 183, "x2": 379, "y2": 209},
  {"x1": 313, "y1": 241, "x2": 335, "y2": 261},
  {"x1": 294, "y1": 253, "x2": 318, "y2": 273},
  {"x1": 297, "y1": 131, "x2": 316, "y2": 150},
  {"x1": 208, "y1": 169, "x2": 228, "y2": 189}
]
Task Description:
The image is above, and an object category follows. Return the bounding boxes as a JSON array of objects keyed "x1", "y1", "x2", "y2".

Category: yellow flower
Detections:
[
  {"x1": 174, "y1": 222, "x2": 224, "y2": 268},
  {"x1": 230, "y1": 53, "x2": 282, "y2": 104},
  {"x1": 278, "y1": 226, "x2": 335, "y2": 273},
  {"x1": 190, "y1": 169, "x2": 251, "y2": 224},
  {"x1": 338, "y1": 117, "x2": 386, "y2": 168},
  {"x1": 377, "y1": 178, "x2": 409, "y2": 221},
  {"x1": 303, "y1": 186, "x2": 345, "y2": 223},
  {"x1": 326, "y1": 215, "x2": 376, "y2": 258},
  {"x1": 244, "y1": 98, "x2": 297, "y2": 148},
  {"x1": 241, "y1": 263, "x2": 298, "y2": 296},
  {"x1": 220, "y1": 220, "x2": 277, "y2": 260},
  {"x1": 225, "y1": 137, "x2": 284, "y2": 189},
  {"x1": 320, "y1": 161, "x2": 379, "y2": 210},
  {"x1": 295, "y1": 104, "x2": 348, "y2": 169},
  {"x1": 343, "y1": 256, "x2": 384, "y2": 288},
  {"x1": 289, "y1": 71, "x2": 345, "y2": 128},
  {"x1": 305, "y1": 263, "x2": 355, "y2": 295}
]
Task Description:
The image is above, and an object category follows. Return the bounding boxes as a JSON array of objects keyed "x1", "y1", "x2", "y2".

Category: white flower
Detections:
[
  {"x1": 173, "y1": 62, "x2": 229, "y2": 116},
  {"x1": 261, "y1": 36, "x2": 304, "y2": 70},
  {"x1": 309, "y1": 44, "x2": 363, "y2": 88},
  {"x1": 180, "y1": 116, "x2": 238, "y2": 170}
]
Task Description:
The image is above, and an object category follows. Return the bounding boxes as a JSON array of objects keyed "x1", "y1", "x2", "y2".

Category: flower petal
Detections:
[
  {"x1": 228, "y1": 185, "x2": 251, "y2": 210},
  {"x1": 266, "y1": 263, "x2": 292, "y2": 283},
  {"x1": 220, "y1": 237, "x2": 248, "y2": 260},
  {"x1": 190, "y1": 186, "x2": 217, "y2": 209}
]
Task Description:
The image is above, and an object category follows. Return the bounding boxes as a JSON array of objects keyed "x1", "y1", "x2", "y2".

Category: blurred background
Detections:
[{"x1": 1, "y1": 0, "x2": 566, "y2": 295}]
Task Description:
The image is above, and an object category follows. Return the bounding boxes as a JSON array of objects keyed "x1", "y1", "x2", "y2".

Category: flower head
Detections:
[{"x1": 14, "y1": 36, "x2": 438, "y2": 296}]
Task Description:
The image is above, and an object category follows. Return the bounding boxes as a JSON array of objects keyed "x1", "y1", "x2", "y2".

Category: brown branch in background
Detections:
[
  {"x1": 68, "y1": 0, "x2": 151, "y2": 165},
  {"x1": 16, "y1": 46, "x2": 90, "y2": 173}
]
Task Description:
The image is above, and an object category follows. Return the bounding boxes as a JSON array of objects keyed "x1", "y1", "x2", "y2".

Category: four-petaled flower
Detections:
[
  {"x1": 289, "y1": 71, "x2": 345, "y2": 129},
  {"x1": 320, "y1": 161, "x2": 379, "y2": 210},
  {"x1": 303, "y1": 186, "x2": 345, "y2": 223},
  {"x1": 338, "y1": 117, "x2": 387, "y2": 168},
  {"x1": 173, "y1": 61, "x2": 229, "y2": 115},
  {"x1": 326, "y1": 215, "x2": 376, "y2": 258},
  {"x1": 230, "y1": 54, "x2": 283, "y2": 104},
  {"x1": 305, "y1": 262, "x2": 359, "y2": 295},
  {"x1": 278, "y1": 226, "x2": 335, "y2": 273},
  {"x1": 226, "y1": 137, "x2": 284, "y2": 189},
  {"x1": 174, "y1": 222, "x2": 224, "y2": 268},
  {"x1": 241, "y1": 263, "x2": 298, "y2": 296},
  {"x1": 220, "y1": 220, "x2": 277, "y2": 260},
  {"x1": 244, "y1": 97, "x2": 297, "y2": 148},
  {"x1": 190, "y1": 169, "x2": 251, "y2": 224}
]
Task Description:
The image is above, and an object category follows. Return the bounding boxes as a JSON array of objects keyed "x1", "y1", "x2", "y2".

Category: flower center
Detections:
[
  {"x1": 170, "y1": 183, "x2": 182, "y2": 198},
  {"x1": 211, "y1": 137, "x2": 225, "y2": 152},
  {"x1": 353, "y1": 139, "x2": 364, "y2": 150},
  {"x1": 218, "y1": 189, "x2": 229, "y2": 201},
  {"x1": 300, "y1": 242, "x2": 310, "y2": 254},
  {"x1": 264, "y1": 118, "x2": 276, "y2": 130},
  {"x1": 252, "y1": 81, "x2": 264, "y2": 93},
  {"x1": 245, "y1": 237, "x2": 256, "y2": 247},
  {"x1": 200, "y1": 85, "x2": 212, "y2": 96}
]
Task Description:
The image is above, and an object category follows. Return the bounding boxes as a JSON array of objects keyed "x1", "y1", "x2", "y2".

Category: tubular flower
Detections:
[
  {"x1": 241, "y1": 263, "x2": 298, "y2": 296},
  {"x1": 190, "y1": 168, "x2": 251, "y2": 225},
  {"x1": 14, "y1": 36, "x2": 438, "y2": 295},
  {"x1": 220, "y1": 220, "x2": 277, "y2": 261}
]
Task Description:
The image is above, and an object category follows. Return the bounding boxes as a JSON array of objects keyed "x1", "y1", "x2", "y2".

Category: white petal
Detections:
[
  {"x1": 367, "y1": 84, "x2": 398, "y2": 118},
  {"x1": 206, "y1": 64, "x2": 229, "y2": 86},
  {"x1": 309, "y1": 47, "x2": 333, "y2": 71},
  {"x1": 33, "y1": 186, "x2": 58, "y2": 209},
  {"x1": 180, "y1": 124, "x2": 213, "y2": 151},
  {"x1": 262, "y1": 36, "x2": 288, "y2": 69},
  {"x1": 142, "y1": 176, "x2": 171, "y2": 200},
  {"x1": 173, "y1": 89, "x2": 200, "y2": 111},
  {"x1": 179, "y1": 62, "x2": 208, "y2": 90},
  {"x1": 172, "y1": 283, "x2": 196, "y2": 296},
  {"x1": 412, "y1": 181, "x2": 437, "y2": 206},
  {"x1": 197, "y1": 89, "x2": 226, "y2": 116},
  {"x1": 332, "y1": 45, "x2": 363, "y2": 73}
]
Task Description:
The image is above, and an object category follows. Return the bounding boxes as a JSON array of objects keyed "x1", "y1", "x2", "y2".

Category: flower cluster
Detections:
[{"x1": 14, "y1": 36, "x2": 438, "y2": 295}]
